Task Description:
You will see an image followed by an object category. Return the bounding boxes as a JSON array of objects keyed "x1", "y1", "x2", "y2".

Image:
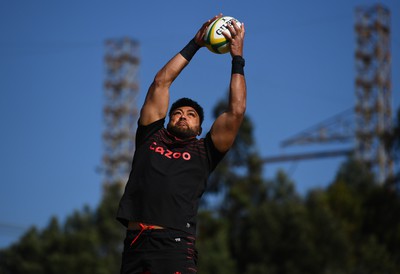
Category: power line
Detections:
[
  {"x1": 0, "y1": 222, "x2": 28, "y2": 239},
  {"x1": 0, "y1": 40, "x2": 102, "y2": 56},
  {"x1": 0, "y1": 222, "x2": 27, "y2": 231}
]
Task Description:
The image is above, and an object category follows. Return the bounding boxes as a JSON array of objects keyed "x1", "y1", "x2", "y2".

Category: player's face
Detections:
[{"x1": 167, "y1": 106, "x2": 201, "y2": 139}]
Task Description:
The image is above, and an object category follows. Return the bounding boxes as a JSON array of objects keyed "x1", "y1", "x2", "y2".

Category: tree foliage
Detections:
[
  {"x1": 1, "y1": 104, "x2": 400, "y2": 274},
  {"x1": 0, "y1": 183, "x2": 124, "y2": 274}
]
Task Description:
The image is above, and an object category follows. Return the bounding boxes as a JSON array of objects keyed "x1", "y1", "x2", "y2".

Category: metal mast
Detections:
[
  {"x1": 263, "y1": 4, "x2": 394, "y2": 185},
  {"x1": 281, "y1": 108, "x2": 355, "y2": 148},
  {"x1": 354, "y1": 4, "x2": 393, "y2": 183},
  {"x1": 103, "y1": 38, "x2": 140, "y2": 186}
]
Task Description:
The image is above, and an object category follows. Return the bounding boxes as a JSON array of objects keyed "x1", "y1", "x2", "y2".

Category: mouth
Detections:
[{"x1": 176, "y1": 121, "x2": 188, "y2": 127}]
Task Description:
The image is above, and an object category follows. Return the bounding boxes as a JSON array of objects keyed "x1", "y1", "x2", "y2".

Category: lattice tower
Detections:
[
  {"x1": 265, "y1": 4, "x2": 394, "y2": 186},
  {"x1": 103, "y1": 38, "x2": 140, "y2": 186},
  {"x1": 354, "y1": 4, "x2": 393, "y2": 183}
]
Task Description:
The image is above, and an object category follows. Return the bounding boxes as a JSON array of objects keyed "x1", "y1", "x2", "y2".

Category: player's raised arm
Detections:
[
  {"x1": 139, "y1": 15, "x2": 221, "y2": 126},
  {"x1": 138, "y1": 51, "x2": 189, "y2": 126},
  {"x1": 210, "y1": 20, "x2": 247, "y2": 153}
]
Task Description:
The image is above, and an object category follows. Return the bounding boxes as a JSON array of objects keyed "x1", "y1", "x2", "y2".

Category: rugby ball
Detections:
[{"x1": 204, "y1": 16, "x2": 241, "y2": 54}]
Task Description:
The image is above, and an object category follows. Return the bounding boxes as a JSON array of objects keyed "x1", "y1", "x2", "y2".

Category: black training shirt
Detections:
[{"x1": 116, "y1": 118, "x2": 225, "y2": 235}]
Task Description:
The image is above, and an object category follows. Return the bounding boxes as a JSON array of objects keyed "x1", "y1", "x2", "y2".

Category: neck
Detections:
[{"x1": 166, "y1": 128, "x2": 196, "y2": 141}]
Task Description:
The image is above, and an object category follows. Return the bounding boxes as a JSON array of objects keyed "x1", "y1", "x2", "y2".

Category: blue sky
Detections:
[{"x1": 1, "y1": 0, "x2": 399, "y2": 248}]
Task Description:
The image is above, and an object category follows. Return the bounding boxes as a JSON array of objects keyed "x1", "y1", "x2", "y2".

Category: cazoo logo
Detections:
[{"x1": 149, "y1": 142, "x2": 191, "y2": 161}]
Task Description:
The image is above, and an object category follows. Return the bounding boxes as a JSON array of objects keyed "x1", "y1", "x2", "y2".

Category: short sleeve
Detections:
[
  {"x1": 135, "y1": 118, "x2": 165, "y2": 148},
  {"x1": 204, "y1": 132, "x2": 227, "y2": 172}
]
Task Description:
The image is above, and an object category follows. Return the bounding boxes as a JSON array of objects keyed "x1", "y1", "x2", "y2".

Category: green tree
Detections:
[
  {"x1": 0, "y1": 184, "x2": 124, "y2": 274},
  {"x1": 325, "y1": 156, "x2": 400, "y2": 273},
  {"x1": 306, "y1": 189, "x2": 351, "y2": 273},
  {"x1": 198, "y1": 97, "x2": 268, "y2": 273},
  {"x1": 3, "y1": 103, "x2": 400, "y2": 274},
  {"x1": 386, "y1": 108, "x2": 400, "y2": 190},
  {"x1": 197, "y1": 211, "x2": 237, "y2": 274}
]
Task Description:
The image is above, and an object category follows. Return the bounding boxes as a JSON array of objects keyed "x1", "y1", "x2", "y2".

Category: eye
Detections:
[
  {"x1": 187, "y1": 111, "x2": 197, "y2": 117},
  {"x1": 173, "y1": 110, "x2": 182, "y2": 116}
]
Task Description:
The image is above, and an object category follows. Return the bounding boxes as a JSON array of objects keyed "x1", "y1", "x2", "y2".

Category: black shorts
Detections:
[{"x1": 120, "y1": 229, "x2": 198, "y2": 274}]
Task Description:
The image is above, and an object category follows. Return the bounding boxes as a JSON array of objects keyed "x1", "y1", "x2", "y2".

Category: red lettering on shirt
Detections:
[
  {"x1": 165, "y1": 150, "x2": 173, "y2": 159},
  {"x1": 182, "y1": 152, "x2": 191, "y2": 160},
  {"x1": 155, "y1": 146, "x2": 165, "y2": 155},
  {"x1": 149, "y1": 141, "x2": 191, "y2": 161},
  {"x1": 173, "y1": 152, "x2": 181, "y2": 159}
]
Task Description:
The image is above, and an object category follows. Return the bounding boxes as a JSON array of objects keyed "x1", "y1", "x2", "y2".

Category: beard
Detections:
[{"x1": 167, "y1": 123, "x2": 198, "y2": 139}]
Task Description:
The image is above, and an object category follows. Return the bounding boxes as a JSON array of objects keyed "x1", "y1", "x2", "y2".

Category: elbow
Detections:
[
  {"x1": 235, "y1": 106, "x2": 246, "y2": 118},
  {"x1": 239, "y1": 102, "x2": 247, "y2": 116},
  {"x1": 235, "y1": 98, "x2": 247, "y2": 116},
  {"x1": 231, "y1": 101, "x2": 246, "y2": 120},
  {"x1": 153, "y1": 70, "x2": 170, "y2": 88}
]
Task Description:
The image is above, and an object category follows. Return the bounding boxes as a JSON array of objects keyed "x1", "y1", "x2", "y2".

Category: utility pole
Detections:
[
  {"x1": 354, "y1": 4, "x2": 393, "y2": 184},
  {"x1": 102, "y1": 37, "x2": 140, "y2": 187},
  {"x1": 263, "y1": 4, "x2": 394, "y2": 185}
]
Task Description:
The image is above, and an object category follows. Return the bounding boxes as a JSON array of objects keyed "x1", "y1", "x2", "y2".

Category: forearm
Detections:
[
  {"x1": 153, "y1": 54, "x2": 188, "y2": 89},
  {"x1": 153, "y1": 39, "x2": 200, "y2": 87},
  {"x1": 210, "y1": 71, "x2": 246, "y2": 153},
  {"x1": 228, "y1": 57, "x2": 247, "y2": 116},
  {"x1": 139, "y1": 40, "x2": 201, "y2": 125}
]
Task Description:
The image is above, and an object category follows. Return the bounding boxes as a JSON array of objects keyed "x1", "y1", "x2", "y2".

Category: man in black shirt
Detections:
[{"x1": 118, "y1": 14, "x2": 246, "y2": 274}]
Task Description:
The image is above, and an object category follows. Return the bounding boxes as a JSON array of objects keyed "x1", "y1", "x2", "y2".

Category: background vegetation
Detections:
[{"x1": 1, "y1": 104, "x2": 399, "y2": 274}]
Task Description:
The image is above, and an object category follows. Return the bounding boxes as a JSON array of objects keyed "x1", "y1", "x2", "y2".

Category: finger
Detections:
[
  {"x1": 240, "y1": 22, "x2": 245, "y2": 36},
  {"x1": 232, "y1": 20, "x2": 241, "y2": 34},
  {"x1": 221, "y1": 31, "x2": 236, "y2": 43},
  {"x1": 215, "y1": 13, "x2": 223, "y2": 20},
  {"x1": 221, "y1": 30, "x2": 231, "y2": 40},
  {"x1": 225, "y1": 22, "x2": 237, "y2": 39},
  {"x1": 199, "y1": 16, "x2": 217, "y2": 37},
  {"x1": 204, "y1": 13, "x2": 222, "y2": 27}
]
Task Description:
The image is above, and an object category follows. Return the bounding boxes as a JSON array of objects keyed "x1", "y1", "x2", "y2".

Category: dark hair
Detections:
[{"x1": 169, "y1": 97, "x2": 204, "y2": 125}]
